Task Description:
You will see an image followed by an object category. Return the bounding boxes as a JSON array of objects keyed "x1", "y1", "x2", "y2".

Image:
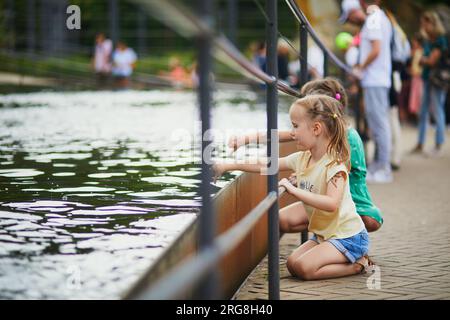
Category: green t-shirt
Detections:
[
  {"x1": 422, "y1": 35, "x2": 448, "y2": 81},
  {"x1": 347, "y1": 127, "x2": 383, "y2": 224}
]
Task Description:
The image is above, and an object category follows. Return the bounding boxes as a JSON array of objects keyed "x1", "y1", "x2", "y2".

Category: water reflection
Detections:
[{"x1": 0, "y1": 89, "x2": 291, "y2": 299}]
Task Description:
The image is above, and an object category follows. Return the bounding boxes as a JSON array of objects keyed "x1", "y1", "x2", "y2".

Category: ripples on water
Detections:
[{"x1": 0, "y1": 90, "x2": 291, "y2": 299}]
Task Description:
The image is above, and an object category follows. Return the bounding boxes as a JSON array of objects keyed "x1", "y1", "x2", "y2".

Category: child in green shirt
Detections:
[{"x1": 228, "y1": 78, "x2": 383, "y2": 232}]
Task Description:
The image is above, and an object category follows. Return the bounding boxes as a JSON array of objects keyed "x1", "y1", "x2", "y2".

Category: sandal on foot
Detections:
[{"x1": 355, "y1": 255, "x2": 375, "y2": 274}]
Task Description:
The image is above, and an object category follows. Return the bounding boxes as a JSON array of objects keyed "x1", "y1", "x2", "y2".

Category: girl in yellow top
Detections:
[{"x1": 214, "y1": 94, "x2": 372, "y2": 280}]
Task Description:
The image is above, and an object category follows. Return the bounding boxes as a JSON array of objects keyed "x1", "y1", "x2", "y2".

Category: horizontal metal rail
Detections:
[
  {"x1": 130, "y1": 190, "x2": 282, "y2": 300},
  {"x1": 215, "y1": 35, "x2": 301, "y2": 97},
  {"x1": 284, "y1": 0, "x2": 354, "y2": 75},
  {"x1": 129, "y1": 0, "x2": 302, "y2": 98}
]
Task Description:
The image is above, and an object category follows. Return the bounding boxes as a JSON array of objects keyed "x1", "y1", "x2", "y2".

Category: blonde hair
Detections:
[
  {"x1": 421, "y1": 11, "x2": 446, "y2": 39},
  {"x1": 300, "y1": 77, "x2": 348, "y2": 109},
  {"x1": 292, "y1": 94, "x2": 350, "y2": 168}
]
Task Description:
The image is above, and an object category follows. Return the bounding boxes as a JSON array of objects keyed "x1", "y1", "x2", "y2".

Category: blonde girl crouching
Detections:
[
  {"x1": 278, "y1": 94, "x2": 372, "y2": 280},
  {"x1": 214, "y1": 94, "x2": 373, "y2": 280}
]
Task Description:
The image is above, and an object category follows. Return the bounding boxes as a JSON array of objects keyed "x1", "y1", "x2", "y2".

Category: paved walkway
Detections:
[{"x1": 236, "y1": 125, "x2": 450, "y2": 300}]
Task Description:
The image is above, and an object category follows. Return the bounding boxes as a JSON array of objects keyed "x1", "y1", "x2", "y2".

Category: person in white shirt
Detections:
[
  {"x1": 341, "y1": 0, "x2": 393, "y2": 184},
  {"x1": 112, "y1": 41, "x2": 137, "y2": 89},
  {"x1": 93, "y1": 33, "x2": 113, "y2": 87},
  {"x1": 307, "y1": 44, "x2": 325, "y2": 79}
]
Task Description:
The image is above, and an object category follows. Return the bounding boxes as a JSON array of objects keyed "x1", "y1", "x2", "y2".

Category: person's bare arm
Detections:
[
  {"x1": 279, "y1": 171, "x2": 346, "y2": 212},
  {"x1": 278, "y1": 131, "x2": 293, "y2": 142},
  {"x1": 420, "y1": 48, "x2": 442, "y2": 68},
  {"x1": 213, "y1": 156, "x2": 293, "y2": 181},
  {"x1": 360, "y1": 40, "x2": 381, "y2": 70},
  {"x1": 228, "y1": 131, "x2": 293, "y2": 150},
  {"x1": 309, "y1": 67, "x2": 320, "y2": 80}
]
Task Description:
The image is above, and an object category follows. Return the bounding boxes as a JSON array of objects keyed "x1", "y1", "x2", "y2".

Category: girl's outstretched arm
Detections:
[
  {"x1": 420, "y1": 48, "x2": 442, "y2": 67},
  {"x1": 279, "y1": 171, "x2": 347, "y2": 213},
  {"x1": 228, "y1": 131, "x2": 293, "y2": 150},
  {"x1": 278, "y1": 131, "x2": 294, "y2": 142},
  {"x1": 213, "y1": 156, "x2": 293, "y2": 181}
]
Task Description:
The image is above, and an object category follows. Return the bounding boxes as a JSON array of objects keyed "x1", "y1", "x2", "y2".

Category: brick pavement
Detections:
[{"x1": 235, "y1": 125, "x2": 450, "y2": 300}]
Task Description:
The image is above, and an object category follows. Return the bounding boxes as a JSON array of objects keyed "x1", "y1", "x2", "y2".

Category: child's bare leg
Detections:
[
  {"x1": 361, "y1": 215, "x2": 381, "y2": 232},
  {"x1": 290, "y1": 242, "x2": 362, "y2": 280},
  {"x1": 286, "y1": 240, "x2": 317, "y2": 276},
  {"x1": 279, "y1": 201, "x2": 309, "y2": 234}
]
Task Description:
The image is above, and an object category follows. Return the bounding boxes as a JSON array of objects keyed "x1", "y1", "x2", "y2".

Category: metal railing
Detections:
[
  {"x1": 129, "y1": 190, "x2": 283, "y2": 299},
  {"x1": 125, "y1": 0, "x2": 355, "y2": 300},
  {"x1": 285, "y1": 0, "x2": 354, "y2": 75}
]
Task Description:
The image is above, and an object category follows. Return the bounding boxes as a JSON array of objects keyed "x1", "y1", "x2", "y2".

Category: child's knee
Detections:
[
  {"x1": 286, "y1": 255, "x2": 296, "y2": 273},
  {"x1": 291, "y1": 260, "x2": 315, "y2": 280},
  {"x1": 286, "y1": 256, "x2": 301, "y2": 277},
  {"x1": 362, "y1": 216, "x2": 381, "y2": 232}
]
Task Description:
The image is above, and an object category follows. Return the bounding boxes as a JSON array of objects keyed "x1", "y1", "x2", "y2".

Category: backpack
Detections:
[{"x1": 385, "y1": 10, "x2": 411, "y2": 64}]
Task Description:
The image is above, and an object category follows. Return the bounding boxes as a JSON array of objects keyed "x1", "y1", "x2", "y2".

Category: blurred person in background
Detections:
[
  {"x1": 112, "y1": 41, "x2": 137, "y2": 89},
  {"x1": 411, "y1": 11, "x2": 448, "y2": 157},
  {"x1": 92, "y1": 33, "x2": 113, "y2": 88},
  {"x1": 408, "y1": 33, "x2": 425, "y2": 121}
]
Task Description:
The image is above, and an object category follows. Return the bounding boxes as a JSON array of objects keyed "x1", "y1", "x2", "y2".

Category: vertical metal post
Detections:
[
  {"x1": 299, "y1": 22, "x2": 308, "y2": 86},
  {"x1": 301, "y1": 229, "x2": 309, "y2": 243},
  {"x1": 197, "y1": 0, "x2": 218, "y2": 300},
  {"x1": 323, "y1": 51, "x2": 328, "y2": 78},
  {"x1": 299, "y1": 22, "x2": 309, "y2": 245},
  {"x1": 227, "y1": 0, "x2": 238, "y2": 45},
  {"x1": 6, "y1": 0, "x2": 15, "y2": 51},
  {"x1": 137, "y1": 10, "x2": 147, "y2": 55},
  {"x1": 266, "y1": 0, "x2": 280, "y2": 301},
  {"x1": 55, "y1": 0, "x2": 68, "y2": 56},
  {"x1": 109, "y1": 0, "x2": 119, "y2": 44},
  {"x1": 27, "y1": 0, "x2": 36, "y2": 56},
  {"x1": 40, "y1": 0, "x2": 50, "y2": 52}
]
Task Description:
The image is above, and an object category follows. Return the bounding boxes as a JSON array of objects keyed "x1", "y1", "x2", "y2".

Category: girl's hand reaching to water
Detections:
[
  {"x1": 212, "y1": 163, "x2": 225, "y2": 183},
  {"x1": 278, "y1": 178, "x2": 295, "y2": 193},
  {"x1": 228, "y1": 135, "x2": 246, "y2": 151}
]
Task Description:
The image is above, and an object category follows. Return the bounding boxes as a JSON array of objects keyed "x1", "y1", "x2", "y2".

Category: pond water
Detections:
[{"x1": 0, "y1": 89, "x2": 292, "y2": 299}]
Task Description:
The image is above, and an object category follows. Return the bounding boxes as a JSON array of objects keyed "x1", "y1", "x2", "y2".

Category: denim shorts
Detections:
[{"x1": 310, "y1": 229, "x2": 370, "y2": 263}]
